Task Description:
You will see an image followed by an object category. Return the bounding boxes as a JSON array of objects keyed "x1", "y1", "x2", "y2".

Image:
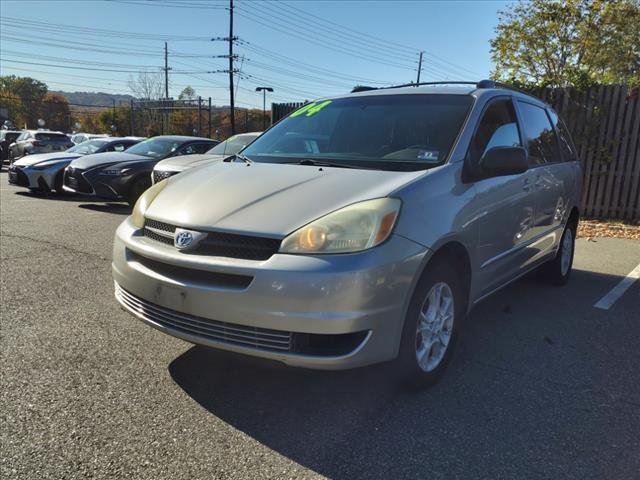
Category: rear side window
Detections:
[
  {"x1": 110, "y1": 143, "x2": 127, "y2": 152},
  {"x1": 36, "y1": 133, "x2": 68, "y2": 142},
  {"x1": 469, "y1": 99, "x2": 521, "y2": 164},
  {"x1": 548, "y1": 110, "x2": 577, "y2": 161},
  {"x1": 517, "y1": 101, "x2": 561, "y2": 165},
  {"x1": 192, "y1": 142, "x2": 213, "y2": 154}
]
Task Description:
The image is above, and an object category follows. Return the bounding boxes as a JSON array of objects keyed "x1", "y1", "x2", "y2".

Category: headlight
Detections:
[
  {"x1": 280, "y1": 198, "x2": 401, "y2": 254},
  {"x1": 31, "y1": 159, "x2": 70, "y2": 170},
  {"x1": 131, "y1": 179, "x2": 168, "y2": 228},
  {"x1": 99, "y1": 168, "x2": 131, "y2": 176}
]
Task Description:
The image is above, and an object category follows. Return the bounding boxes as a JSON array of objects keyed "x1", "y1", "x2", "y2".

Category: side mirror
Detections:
[{"x1": 479, "y1": 146, "x2": 528, "y2": 178}]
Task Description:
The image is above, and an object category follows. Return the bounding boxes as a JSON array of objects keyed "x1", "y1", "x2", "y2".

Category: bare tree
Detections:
[
  {"x1": 128, "y1": 71, "x2": 164, "y2": 100},
  {"x1": 128, "y1": 72, "x2": 165, "y2": 136}
]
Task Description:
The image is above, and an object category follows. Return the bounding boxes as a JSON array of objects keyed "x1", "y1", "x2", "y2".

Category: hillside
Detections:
[{"x1": 53, "y1": 91, "x2": 135, "y2": 107}]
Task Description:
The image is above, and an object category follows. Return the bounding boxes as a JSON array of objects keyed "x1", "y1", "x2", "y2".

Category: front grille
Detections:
[
  {"x1": 8, "y1": 166, "x2": 29, "y2": 187},
  {"x1": 64, "y1": 167, "x2": 93, "y2": 193},
  {"x1": 143, "y1": 219, "x2": 282, "y2": 260},
  {"x1": 116, "y1": 284, "x2": 369, "y2": 356},
  {"x1": 128, "y1": 249, "x2": 253, "y2": 289},
  {"x1": 153, "y1": 170, "x2": 176, "y2": 184},
  {"x1": 115, "y1": 284, "x2": 292, "y2": 352}
]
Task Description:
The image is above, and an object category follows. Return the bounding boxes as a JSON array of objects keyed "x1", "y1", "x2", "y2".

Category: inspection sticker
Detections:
[{"x1": 417, "y1": 150, "x2": 439, "y2": 161}]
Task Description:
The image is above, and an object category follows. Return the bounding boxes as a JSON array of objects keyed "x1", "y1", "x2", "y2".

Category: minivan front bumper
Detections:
[{"x1": 112, "y1": 217, "x2": 429, "y2": 369}]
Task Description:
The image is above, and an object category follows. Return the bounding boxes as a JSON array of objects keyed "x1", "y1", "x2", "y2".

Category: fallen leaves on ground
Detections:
[{"x1": 577, "y1": 220, "x2": 640, "y2": 240}]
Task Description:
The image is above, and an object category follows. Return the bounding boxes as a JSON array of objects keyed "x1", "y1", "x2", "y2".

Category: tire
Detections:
[
  {"x1": 53, "y1": 170, "x2": 66, "y2": 195},
  {"x1": 541, "y1": 221, "x2": 576, "y2": 286},
  {"x1": 394, "y1": 259, "x2": 465, "y2": 390},
  {"x1": 127, "y1": 176, "x2": 150, "y2": 207}
]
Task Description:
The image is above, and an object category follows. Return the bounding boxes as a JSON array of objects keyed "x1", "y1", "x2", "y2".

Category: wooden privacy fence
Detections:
[
  {"x1": 271, "y1": 102, "x2": 304, "y2": 124},
  {"x1": 530, "y1": 85, "x2": 639, "y2": 222}
]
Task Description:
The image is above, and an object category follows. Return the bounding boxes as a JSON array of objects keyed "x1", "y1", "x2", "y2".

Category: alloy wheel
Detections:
[{"x1": 415, "y1": 282, "x2": 455, "y2": 372}]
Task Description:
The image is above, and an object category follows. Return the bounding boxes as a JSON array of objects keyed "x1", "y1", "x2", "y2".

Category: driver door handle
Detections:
[{"x1": 523, "y1": 178, "x2": 531, "y2": 192}]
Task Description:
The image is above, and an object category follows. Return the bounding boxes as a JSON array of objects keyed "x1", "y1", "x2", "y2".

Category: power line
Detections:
[
  {"x1": 245, "y1": 0, "x2": 418, "y2": 63},
  {"x1": 0, "y1": 16, "x2": 212, "y2": 42},
  {"x1": 272, "y1": 0, "x2": 420, "y2": 55},
  {"x1": 233, "y1": 9, "x2": 416, "y2": 71},
  {"x1": 0, "y1": 33, "x2": 213, "y2": 58}
]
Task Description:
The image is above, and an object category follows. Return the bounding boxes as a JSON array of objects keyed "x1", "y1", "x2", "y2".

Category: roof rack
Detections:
[
  {"x1": 384, "y1": 79, "x2": 538, "y2": 98},
  {"x1": 384, "y1": 81, "x2": 478, "y2": 90},
  {"x1": 350, "y1": 80, "x2": 539, "y2": 100}
]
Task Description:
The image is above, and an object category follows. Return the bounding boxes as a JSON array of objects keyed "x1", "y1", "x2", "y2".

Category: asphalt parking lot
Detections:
[{"x1": 1, "y1": 170, "x2": 639, "y2": 480}]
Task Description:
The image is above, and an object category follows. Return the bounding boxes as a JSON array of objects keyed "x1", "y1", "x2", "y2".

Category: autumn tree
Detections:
[
  {"x1": 41, "y1": 93, "x2": 71, "y2": 131},
  {"x1": 490, "y1": 0, "x2": 640, "y2": 87},
  {"x1": 0, "y1": 75, "x2": 48, "y2": 127}
]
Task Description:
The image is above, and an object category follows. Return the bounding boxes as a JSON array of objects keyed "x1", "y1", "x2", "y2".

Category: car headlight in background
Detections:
[
  {"x1": 131, "y1": 179, "x2": 168, "y2": 228},
  {"x1": 31, "y1": 159, "x2": 71, "y2": 170},
  {"x1": 279, "y1": 197, "x2": 401, "y2": 254}
]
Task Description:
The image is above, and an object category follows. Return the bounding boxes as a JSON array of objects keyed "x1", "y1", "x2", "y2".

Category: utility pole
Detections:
[
  {"x1": 416, "y1": 51, "x2": 424, "y2": 84},
  {"x1": 164, "y1": 42, "x2": 171, "y2": 99},
  {"x1": 228, "y1": 0, "x2": 236, "y2": 135}
]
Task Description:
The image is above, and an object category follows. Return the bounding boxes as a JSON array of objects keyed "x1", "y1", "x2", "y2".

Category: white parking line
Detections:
[{"x1": 594, "y1": 263, "x2": 640, "y2": 310}]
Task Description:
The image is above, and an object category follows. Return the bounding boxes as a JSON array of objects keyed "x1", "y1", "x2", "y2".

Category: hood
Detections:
[
  {"x1": 154, "y1": 154, "x2": 226, "y2": 173},
  {"x1": 70, "y1": 151, "x2": 149, "y2": 170},
  {"x1": 14, "y1": 152, "x2": 81, "y2": 167},
  {"x1": 146, "y1": 162, "x2": 424, "y2": 237}
]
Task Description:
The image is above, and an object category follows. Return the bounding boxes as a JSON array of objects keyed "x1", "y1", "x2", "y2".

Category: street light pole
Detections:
[{"x1": 255, "y1": 87, "x2": 273, "y2": 130}]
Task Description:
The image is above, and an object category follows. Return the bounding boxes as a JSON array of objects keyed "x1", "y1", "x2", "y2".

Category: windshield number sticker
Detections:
[
  {"x1": 417, "y1": 150, "x2": 439, "y2": 161},
  {"x1": 290, "y1": 100, "x2": 332, "y2": 118}
]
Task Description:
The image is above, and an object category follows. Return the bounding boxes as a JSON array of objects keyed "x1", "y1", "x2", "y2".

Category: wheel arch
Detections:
[
  {"x1": 405, "y1": 239, "x2": 473, "y2": 321},
  {"x1": 567, "y1": 206, "x2": 580, "y2": 230}
]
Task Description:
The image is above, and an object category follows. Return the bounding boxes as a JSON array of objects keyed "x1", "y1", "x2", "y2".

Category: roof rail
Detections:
[
  {"x1": 351, "y1": 85, "x2": 378, "y2": 93},
  {"x1": 351, "y1": 80, "x2": 540, "y2": 100},
  {"x1": 384, "y1": 81, "x2": 477, "y2": 90}
]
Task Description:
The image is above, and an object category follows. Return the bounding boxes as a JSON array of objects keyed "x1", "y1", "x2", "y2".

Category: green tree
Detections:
[
  {"x1": 96, "y1": 107, "x2": 131, "y2": 136},
  {"x1": 0, "y1": 75, "x2": 49, "y2": 127},
  {"x1": 490, "y1": 0, "x2": 640, "y2": 87},
  {"x1": 178, "y1": 86, "x2": 196, "y2": 101}
]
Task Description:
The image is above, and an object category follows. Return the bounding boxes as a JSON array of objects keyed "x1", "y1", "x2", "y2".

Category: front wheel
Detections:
[
  {"x1": 541, "y1": 222, "x2": 576, "y2": 286},
  {"x1": 394, "y1": 260, "x2": 465, "y2": 390}
]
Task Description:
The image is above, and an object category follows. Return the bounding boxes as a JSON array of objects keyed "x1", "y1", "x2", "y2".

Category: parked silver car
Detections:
[
  {"x1": 152, "y1": 132, "x2": 261, "y2": 184},
  {"x1": 112, "y1": 81, "x2": 581, "y2": 388}
]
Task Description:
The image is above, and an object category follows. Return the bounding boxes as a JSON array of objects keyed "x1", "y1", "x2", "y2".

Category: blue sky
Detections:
[{"x1": 0, "y1": 0, "x2": 509, "y2": 109}]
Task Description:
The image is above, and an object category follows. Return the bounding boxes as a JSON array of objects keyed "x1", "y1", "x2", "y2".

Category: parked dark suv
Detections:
[{"x1": 0, "y1": 130, "x2": 23, "y2": 162}]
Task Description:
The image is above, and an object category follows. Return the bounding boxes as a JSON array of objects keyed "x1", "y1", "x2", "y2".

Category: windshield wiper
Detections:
[
  {"x1": 296, "y1": 159, "x2": 356, "y2": 169},
  {"x1": 224, "y1": 153, "x2": 253, "y2": 165}
]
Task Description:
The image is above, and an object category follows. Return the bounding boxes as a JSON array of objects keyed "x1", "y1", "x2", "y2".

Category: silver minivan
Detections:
[{"x1": 112, "y1": 81, "x2": 581, "y2": 388}]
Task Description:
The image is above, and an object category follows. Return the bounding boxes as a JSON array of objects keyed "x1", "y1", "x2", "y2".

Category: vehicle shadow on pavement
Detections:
[
  {"x1": 14, "y1": 190, "x2": 89, "y2": 202},
  {"x1": 168, "y1": 268, "x2": 635, "y2": 479},
  {"x1": 78, "y1": 203, "x2": 131, "y2": 215}
]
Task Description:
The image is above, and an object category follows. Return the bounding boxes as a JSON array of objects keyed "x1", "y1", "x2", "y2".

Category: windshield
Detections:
[
  {"x1": 206, "y1": 134, "x2": 259, "y2": 156},
  {"x1": 125, "y1": 138, "x2": 182, "y2": 159},
  {"x1": 35, "y1": 133, "x2": 69, "y2": 142},
  {"x1": 67, "y1": 139, "x2": 109, "y2": 154},
  {"x1": 242, "y1": 94, "x2": 473, "y2": 170}
]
